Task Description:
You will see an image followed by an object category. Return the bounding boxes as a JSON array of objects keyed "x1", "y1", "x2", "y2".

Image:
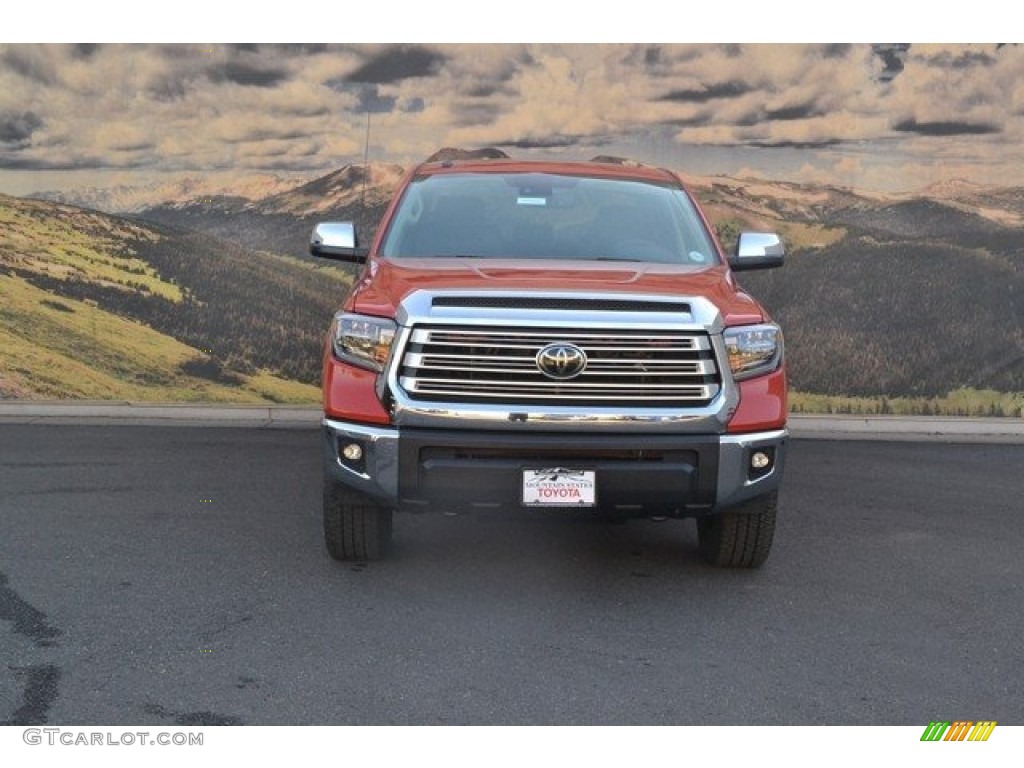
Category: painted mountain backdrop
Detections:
[{"x1": 5, "y1": 152, "x2": 1022, "y2": 415}]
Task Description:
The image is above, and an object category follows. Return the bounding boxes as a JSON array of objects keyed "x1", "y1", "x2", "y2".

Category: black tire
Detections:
[
  {"x1": 323, "y1": 477, "x2": 393, "y2": 561},
  {"x1": 697, "y1": 491, "x2": 777, "y2": 568}
]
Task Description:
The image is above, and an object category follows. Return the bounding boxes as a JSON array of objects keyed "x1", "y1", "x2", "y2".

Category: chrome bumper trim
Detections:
[
  {"x1": 322, "y1": 419, "x2": 400, "y2": 502},
  {"x1": 716, "y1": 429, "x2": 788, "y2": 508}
]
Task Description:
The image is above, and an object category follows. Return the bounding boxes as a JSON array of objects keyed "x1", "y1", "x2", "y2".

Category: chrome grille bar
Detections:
[{"x1": 398, "y1": 326, "x2": 720, "y2": 406}]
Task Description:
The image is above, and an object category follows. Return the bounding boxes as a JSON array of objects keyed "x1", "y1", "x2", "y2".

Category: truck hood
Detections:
[{"x1": 348, "y1": 258, "x2": 765, "y2": 326}]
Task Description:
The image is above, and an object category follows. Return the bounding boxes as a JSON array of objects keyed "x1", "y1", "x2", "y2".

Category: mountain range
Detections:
[
  {"x1": 33, "y1": 174, "x2": 306, "y2": 215},
  {"x1": 14, "y1": 150, "x2": 1024, "y2": 409}
]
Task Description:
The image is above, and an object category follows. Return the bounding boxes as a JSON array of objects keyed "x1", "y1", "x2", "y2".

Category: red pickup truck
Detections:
[{"x1": 311, "y1": 159, "x2": 787, "y2": 567}]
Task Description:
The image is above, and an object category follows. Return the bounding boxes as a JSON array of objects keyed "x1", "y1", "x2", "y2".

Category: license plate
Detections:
[{"x1": 522, "y1": 468, "x2": 596, "y2": 507}]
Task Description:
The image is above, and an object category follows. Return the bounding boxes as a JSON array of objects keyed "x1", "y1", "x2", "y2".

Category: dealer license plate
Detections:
[{"x1": 522, "y1": 468, "x2": 596, "y2": 507}]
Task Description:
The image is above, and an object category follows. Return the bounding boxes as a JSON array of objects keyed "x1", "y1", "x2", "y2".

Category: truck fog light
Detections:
[
  {"x1": 748, "y1": 448, "x2": 775, "y2": 480},
  {"x1": 342, "y1": 443, "x2": 364, "y2": 461}
]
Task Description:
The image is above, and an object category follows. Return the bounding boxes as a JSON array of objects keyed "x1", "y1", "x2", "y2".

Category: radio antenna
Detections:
[{"x1": 361, "y1": 110, "x2": 371, "y2": 207}]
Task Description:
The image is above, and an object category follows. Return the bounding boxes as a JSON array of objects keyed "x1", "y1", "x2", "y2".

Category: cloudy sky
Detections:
[{"x1": 1, "y1": 42, "x2": 1022, "y2": 196}]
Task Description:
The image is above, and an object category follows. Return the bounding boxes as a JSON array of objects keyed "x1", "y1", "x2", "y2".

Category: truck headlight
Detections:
[
  {"x1": 724, "y1": 323, "x2": 783, "y2": 381},
  {"x1": 330, "y1": 312, "x2": 397, "y2": 372}
]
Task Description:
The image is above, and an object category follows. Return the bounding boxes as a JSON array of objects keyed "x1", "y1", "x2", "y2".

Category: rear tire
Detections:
[
  {"x1": 697, "y1": 491, "x2": 777, "y2": 568},
  {"x1": 323, "y1": 477, "x2": 393, "y2": 561}
]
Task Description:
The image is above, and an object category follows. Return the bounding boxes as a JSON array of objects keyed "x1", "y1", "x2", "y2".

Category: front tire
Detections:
[
  {"x1": 697, "y1": 491, "x2": 777, "y2": 568},
  {"x1": 323, "y1": 477, "x2": 393, "y2": 561}
]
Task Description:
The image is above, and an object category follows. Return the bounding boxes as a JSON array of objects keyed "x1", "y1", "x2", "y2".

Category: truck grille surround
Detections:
[{"x1": 397, "y1": 325, "x2": 721, "y2": 407}]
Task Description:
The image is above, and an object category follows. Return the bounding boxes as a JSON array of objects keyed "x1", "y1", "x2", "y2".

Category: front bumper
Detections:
[{"x1": 323, "y1": 418, "x2": 786, "y2": 517}]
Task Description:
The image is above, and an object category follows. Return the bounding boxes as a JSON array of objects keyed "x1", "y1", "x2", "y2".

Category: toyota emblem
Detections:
[{"x1": 536, "y1": 342, "x2": 588, "y2": 380}]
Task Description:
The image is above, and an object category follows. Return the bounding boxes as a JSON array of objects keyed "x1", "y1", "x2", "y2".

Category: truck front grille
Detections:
[{"x1": 397, "y1": 326, "x2": 721, "y2": 407}]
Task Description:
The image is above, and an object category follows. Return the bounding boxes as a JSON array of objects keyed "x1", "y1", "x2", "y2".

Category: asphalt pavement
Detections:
[{"x1": 1, "y1": 424, "x2": 1021, "y2": 725}]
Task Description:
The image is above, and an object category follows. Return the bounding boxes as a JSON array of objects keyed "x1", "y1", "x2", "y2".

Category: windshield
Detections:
[{"x1": 378, "y1": 171, "x2": 719, "y2": 265}]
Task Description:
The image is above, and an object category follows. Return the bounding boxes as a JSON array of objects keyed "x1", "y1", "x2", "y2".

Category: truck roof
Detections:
[{"x1": 412, "y1": 158, "x2": 681, "y2": 184}]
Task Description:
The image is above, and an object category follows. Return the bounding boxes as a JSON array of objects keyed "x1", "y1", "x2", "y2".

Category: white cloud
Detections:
[{"x1": 2, "y1": 43, "x2": 1024, "y2": 193}]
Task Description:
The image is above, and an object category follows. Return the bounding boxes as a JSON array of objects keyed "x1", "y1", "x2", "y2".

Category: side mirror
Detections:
[
  {"x1": 728, "y1": 232, "x2": 785, "y2": 271},
  {"x1": 310, "y1": 222, "x2": 369, "y2": 263}
]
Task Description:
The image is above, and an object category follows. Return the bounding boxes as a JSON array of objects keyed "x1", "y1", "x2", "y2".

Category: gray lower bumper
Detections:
[
  {"x1": 321, "y1": 420, "x2": 401, "y2": 502},
  {"x1": 323, "y1": 417, "x2": 786, "y2": 514},
  {"x1": 715, "y1": 430, "x2": 788, "y2": 508}
]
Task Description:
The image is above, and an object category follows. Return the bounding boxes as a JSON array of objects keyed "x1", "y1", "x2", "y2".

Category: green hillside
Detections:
[
  {"x1": 0, "y1": 194, "x2": 350, "y2": 402},
  {"x1": 740, "y1": 232, "x2": 1023, "y2": 401},
  {"x1": 680, "y1": 180, "x2": 1024, "y2": 412},
  {"x1": 0, "y1": 197, "x2": 181, "y2": 301},
  {"x1": 0, "y1": 274, "x2": 314, "y2": 402}
]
